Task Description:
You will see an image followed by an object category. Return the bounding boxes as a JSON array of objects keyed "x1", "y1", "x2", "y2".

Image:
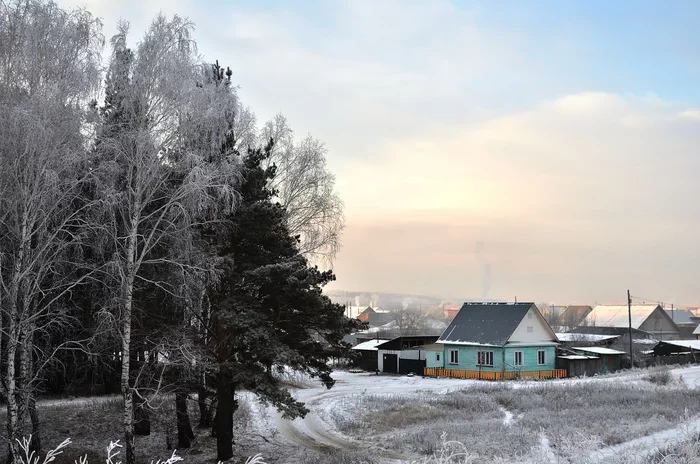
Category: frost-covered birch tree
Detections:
[
  {"x1": 93, "y1": 18, "x2": 239, "y2": 464},
  {"x1": 0, "y1": 1, "x2": 103, "y2": 459},
  {"x1": 259, "y1": 115, "x2": 345, "y2": 265}
]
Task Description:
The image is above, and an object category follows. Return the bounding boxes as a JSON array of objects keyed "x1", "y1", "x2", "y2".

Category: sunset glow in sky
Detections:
[{"x1": 59, "y1": 0, "x2": 700, "y2": 306}]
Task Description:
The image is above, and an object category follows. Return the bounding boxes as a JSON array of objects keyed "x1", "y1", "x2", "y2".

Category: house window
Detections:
[
  {"x1": 537, "y1": 350, "x2": 546, "y2": 365},
  {"x1": 527, "y1": 326, "x2": 534, "y2": 333},
  {"x1": 436, "y1": 352, "x2": 441, "y2": 362},
  {"x1": 449, "y1": 349, "x2": 459, "y2": 365},
  {"x1": 528, "y1": 313, "x2": 533, "y2": 319},
  {"x1": 477, "y1": 350, "x2": 494, "y2": 367},
  {"x1": 514, "y1": 351, "x2": 523, "y2": 366}
]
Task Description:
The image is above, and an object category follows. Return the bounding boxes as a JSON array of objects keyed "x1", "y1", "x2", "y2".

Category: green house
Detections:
[{"x1": 428, "y1": 302, "x2": 564, "y2": 380}]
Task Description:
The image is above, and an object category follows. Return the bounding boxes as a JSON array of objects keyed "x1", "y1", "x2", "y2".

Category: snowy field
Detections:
[
  {"x1": 238, "y1": 365, "x2": 700, "y2": 463},
  {"x1": 4, "y1": 365, "x2": 700, "y2": 463}
]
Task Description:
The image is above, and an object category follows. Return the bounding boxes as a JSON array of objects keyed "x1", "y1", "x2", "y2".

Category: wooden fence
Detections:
[{"x1": 423, "y1": 367, "x2": 568, "y2": 380}]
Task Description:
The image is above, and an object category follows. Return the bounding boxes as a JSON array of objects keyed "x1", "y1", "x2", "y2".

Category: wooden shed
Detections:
[{"x1": 556, "y1": 354, "x2": 602, "y2": 377}]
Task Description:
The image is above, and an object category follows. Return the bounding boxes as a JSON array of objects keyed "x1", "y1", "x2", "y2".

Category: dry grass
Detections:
[
  {"x1": 0, "y1": 395, "x2": 262, "y2": 464},
  {"x1": 332, "y1": 381, "x2": 700, "y2": 461}
]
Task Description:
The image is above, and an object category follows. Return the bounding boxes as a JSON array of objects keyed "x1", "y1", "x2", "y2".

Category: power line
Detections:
[{"x1": 629, "y1": 295, "x2": 698, "y2": 310}]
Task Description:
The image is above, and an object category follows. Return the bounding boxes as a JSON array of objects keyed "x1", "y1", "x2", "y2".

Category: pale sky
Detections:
[{"x1": 58, "y1": 0, "x2": 700, "y2": 307}]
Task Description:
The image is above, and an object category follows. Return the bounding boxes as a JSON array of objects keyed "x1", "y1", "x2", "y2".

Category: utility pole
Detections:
[{"x1": 628, "y1": 290, "x2": 633, "y2": 367}]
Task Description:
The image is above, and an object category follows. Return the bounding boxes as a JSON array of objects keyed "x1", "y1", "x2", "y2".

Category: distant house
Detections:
[
  {"x1": 559, "y1": 305, "x2": 593, "y2": 328},
  {"x1": 357, "y1": 307, "x2": 393, "y2": 327},
  {"x1": 376, "y1": 335, "x2": 439, "y2": 374},
  {"x1": 346, "y1": 305, "x2": 383, "y2": 319},
  {"x1": 694, "y1": 325, "x2": 700, "y2": 340},
  {"x1": 664, "y1": 309, "x2": 699, "y2": 339},
  {"x1": 442, "y1": 303, "x2": 461, "y2": 320},
  {"x1": 584, "y1": 304, "x2": 679, "y2": 340},
  {"x1": 428, "y1": 302, "x2": 565, "y2": 380}
]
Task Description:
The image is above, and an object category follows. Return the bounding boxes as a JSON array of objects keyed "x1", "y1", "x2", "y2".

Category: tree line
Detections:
[{"x1": 0, "y1": 1, "x2": 360, "y2": 462}]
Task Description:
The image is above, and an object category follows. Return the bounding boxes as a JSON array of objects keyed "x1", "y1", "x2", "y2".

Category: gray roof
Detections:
[
  {"x1": 437, "y1": 302, "x2": 535, "y2": 346},
  {"x1": 664, "y1": 309, "x2": 695, "y2": 325}
]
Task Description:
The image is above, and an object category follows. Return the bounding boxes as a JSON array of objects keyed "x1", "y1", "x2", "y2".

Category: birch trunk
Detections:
[
  {"x1": 121, "y1": 210, "x2": 139, "y2": 464},
  {"x1": 5, "y1": 317, "x2": 20, "y2": 464},
  {"x1": 5, "y1": 213, "x2": 30, "y2": 463},
  {"x1": 19, "y1": 322, "x2": 39, "y2": 453}
]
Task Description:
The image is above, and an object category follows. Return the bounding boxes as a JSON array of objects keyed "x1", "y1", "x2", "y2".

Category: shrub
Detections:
[{"x1": 645, "y1": 367, "x2": 672, "y2": 386}]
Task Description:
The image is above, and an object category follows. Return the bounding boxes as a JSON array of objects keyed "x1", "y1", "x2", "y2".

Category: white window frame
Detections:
[
  {"x1": 436, "y1": 352, "x2": 441, "y2": 362},
  {"x1": 537, "y1": 349, "x2": 546, "y2": 365},
  {"x1": 476, "y1": 350, "x2": 494, "y2": 367},
  {"x1": 449, "y1": 349, "x2": 459, "y2": 365},
  {"x1": 514, "y1": 350, "x2": 523, "y2": 367}
]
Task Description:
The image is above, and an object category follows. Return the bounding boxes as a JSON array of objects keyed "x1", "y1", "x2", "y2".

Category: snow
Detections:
[
  {"x1": 500, "y1": 406, "x2": 514, "y2": 426},
  {"x1": 571, "y1": 346, "x2": 627, "y2": 355},
  {"x1": 558, "y1": 355, "x2": 598, "y2": 360},
  {"x1": 351, "y1": 339, "x2": 389, "y2": 351},
  {"x1": 250, "y1": 365, "x2": 700, "y2": 463},
  {"x1": 654, "y1": 340, "x2": 700, "y2": 351},
  {"x1": 586, "y1": 304, "x2": 660, "y2": 329},
  {"x1": 555, "y1": 333, "x2": 619, "y2": 342}
]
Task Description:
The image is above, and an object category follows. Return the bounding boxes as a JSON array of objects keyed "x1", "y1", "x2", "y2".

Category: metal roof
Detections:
[
  {"x1": 351, "y1": 339, "x2": 389, "y2": 351},
  {"x1": 571, "y1": 346, "x2": 626, "y2": 355},
  {"x1": 585, "y1": 304, "x2": 663, "y2": 329},
  {"x1": 665, "y1": 309, "x2": 697, "y2": 325},
  {"x1": 555, "y1": 333, "x2": 619, "y2": 342},
  {"x1": 437, "y1": 302, "x2": 536, "y2": 346},
  {"x1": 558, "y1": 355, "x2": 599, "y2": 360},
  {"x1": 653, "y1": 340, "x2": 700, "y2": 351}
]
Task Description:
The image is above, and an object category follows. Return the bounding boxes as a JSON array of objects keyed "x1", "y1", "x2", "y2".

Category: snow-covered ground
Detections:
[{"x1": 246, "y1": 365, "x2": 700, "y2": 463}]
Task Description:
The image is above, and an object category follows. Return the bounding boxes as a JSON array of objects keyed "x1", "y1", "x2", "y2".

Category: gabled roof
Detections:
[
  {"x1": 438, "y1": 302, "x2": 543, "y2": 346},
  {"x1": 560, "y1": 305, "x2": 593, "y2": 325},
  {"x1": 665, "y1": 309, "x2": 696, "y2": 325},
  {"x1": 654, "y1": 340, "x2": 700, "y2": 351},
  {"x1": 693, "y1": 324, "x2": 700, "y2": 335},
  {"x1": 585, "y1": 304, "x2": 663, "y2": 329}
]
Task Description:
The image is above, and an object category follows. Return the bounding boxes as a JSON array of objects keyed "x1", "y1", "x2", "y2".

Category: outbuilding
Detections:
[{"x1": 376, "y1": 335, "x2": 439, "y2": 374}]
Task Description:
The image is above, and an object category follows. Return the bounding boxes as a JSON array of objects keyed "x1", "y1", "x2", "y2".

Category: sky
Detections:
[{"x1": 57, "y1": 0, "x2": 700, "y2": 307}]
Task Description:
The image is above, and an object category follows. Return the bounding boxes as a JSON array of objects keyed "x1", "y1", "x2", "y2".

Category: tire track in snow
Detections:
[{"x1": 273, "y1": 387, "x2": 412, "y2": 462}]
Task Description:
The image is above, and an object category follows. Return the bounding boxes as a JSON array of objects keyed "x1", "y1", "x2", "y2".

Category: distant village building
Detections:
[
  {"x1": 664, "y1": 309, "x2": 700, "y2": 339},
  {"x1": 583, "y1": 304, "x2": 679, "y2": 341}
]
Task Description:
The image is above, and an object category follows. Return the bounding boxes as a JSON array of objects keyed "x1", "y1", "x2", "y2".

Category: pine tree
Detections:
[{"x1": 207, "y1": 139, "x2": 362, "y2": 461}]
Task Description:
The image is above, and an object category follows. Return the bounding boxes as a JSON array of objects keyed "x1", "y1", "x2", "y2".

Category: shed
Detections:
[
  {"x1": 376, "y1": 336, "x2": 439, "y2": 374},
  {"x1": 652, "y1": 340, "x2": 700, "y2": 360},
  {"x1": 570, "y1": 346, "x2": 625, "y2": 373},
  {"x1": 351, "y1": 339, "x2": 389, "y2": 372},
  {"x1": 556, "y1": 354, "x2": 601, "y2": 377}
]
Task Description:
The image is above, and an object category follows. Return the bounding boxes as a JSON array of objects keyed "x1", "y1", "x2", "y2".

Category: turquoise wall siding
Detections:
[
  {"x1": 426, "y1": 351, "x2": 444, "y2": 368},
  {"x1": 443, "y1": 345, "x2": 556, "y2": 372}
]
